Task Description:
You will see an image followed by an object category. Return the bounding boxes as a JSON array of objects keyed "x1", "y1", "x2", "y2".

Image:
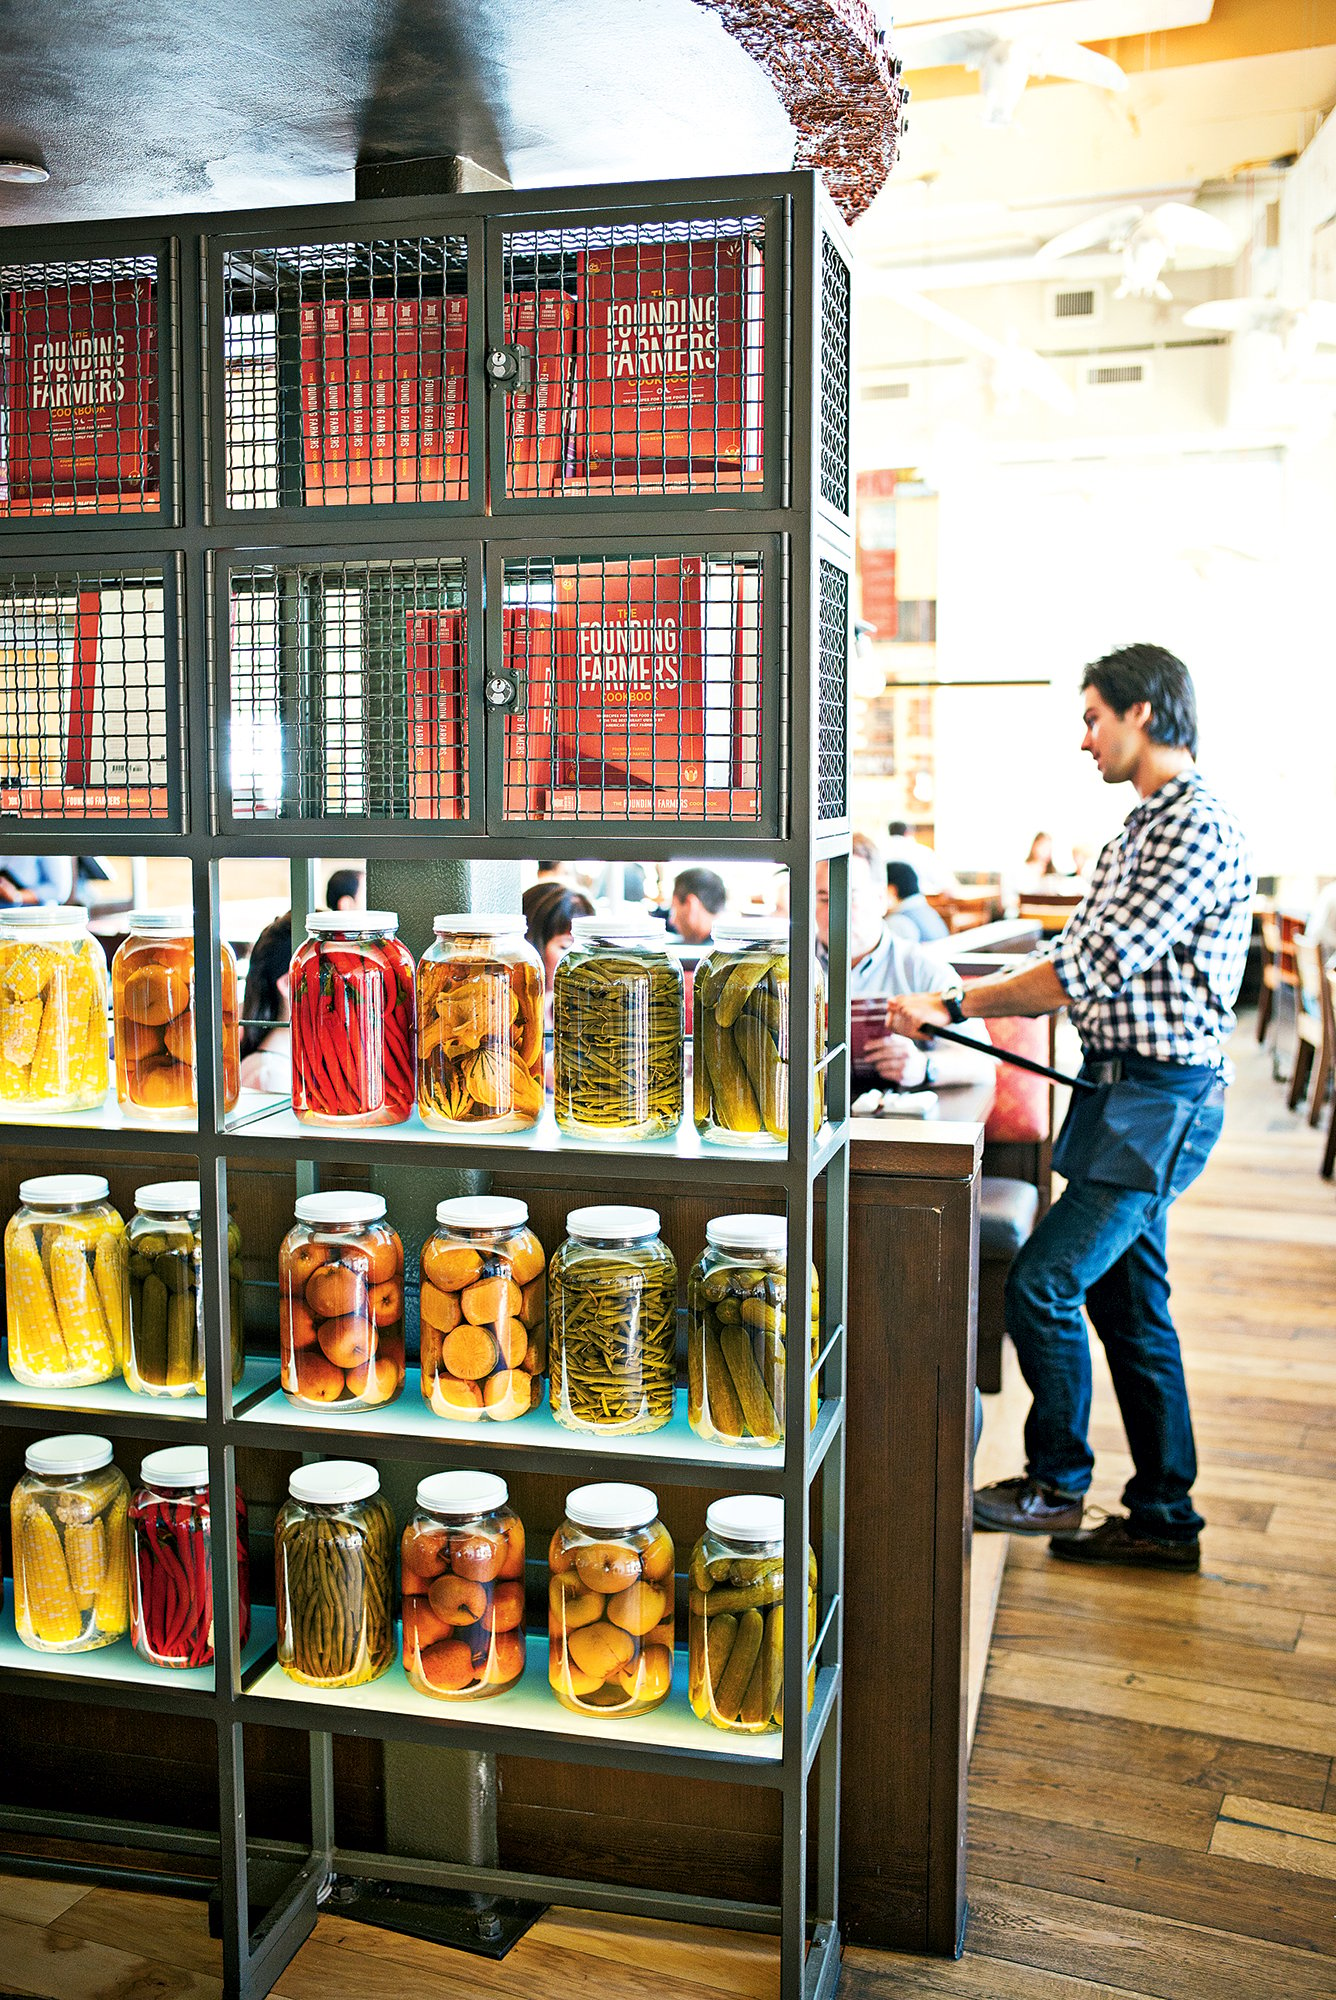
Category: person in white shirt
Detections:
[
  {"x1": 1307, "y1": 880, "x2": 1336, "y2": 957},
  {"x1": 884, "y1": 820, "x2": 958, "y2": 897}
]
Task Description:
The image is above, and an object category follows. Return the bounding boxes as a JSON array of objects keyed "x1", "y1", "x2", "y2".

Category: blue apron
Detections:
[{"x1": 1051, "y1": 1053, "x2": 1226, "y2": 1199}]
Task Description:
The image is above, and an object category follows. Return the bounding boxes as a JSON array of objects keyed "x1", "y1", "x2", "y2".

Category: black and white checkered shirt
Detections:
[{"x1": 1045, "y1": 770, "x2": 1253, "y2": 1072}]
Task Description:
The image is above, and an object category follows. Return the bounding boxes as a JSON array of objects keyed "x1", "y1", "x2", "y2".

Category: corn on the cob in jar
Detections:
[
  {"x1": 5, "y1": 1175, "x2": 127, "y2": 1387},
  {"x1": 0, "y1": 906, "x2": 110, "y2": 1112},
  {"x1": 11, "y1": 1434, "x2": 130, "y2": 1652}
]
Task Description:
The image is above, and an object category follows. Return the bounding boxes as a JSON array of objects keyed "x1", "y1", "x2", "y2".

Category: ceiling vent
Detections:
[
  {"x1": 1083, "y1": 358, "x2": 1152, "y2": 389},
  {"x1": 865, "y1": 378, "x2": 913, "y2": 402},
  {"x1": 1046, "y1": 282, "x2": 1103, "y2": 326}
]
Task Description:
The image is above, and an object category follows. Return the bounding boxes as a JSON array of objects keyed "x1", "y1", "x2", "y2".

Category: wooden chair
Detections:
[
  {"x1": 1324, "y1": 967, "x2": 1336, "y2": 1180},
  {"x1": 1288, "y1": 937, "x2": 1332, "y2": 1121},
  {"x1": 1256, "y1": 911, "x2": 1292, "y2": 1043}
]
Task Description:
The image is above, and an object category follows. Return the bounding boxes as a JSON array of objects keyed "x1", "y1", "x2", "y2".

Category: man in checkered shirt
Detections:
[{"x1": 889, "y1": 644, "x2": 1253, "y2": 1570}]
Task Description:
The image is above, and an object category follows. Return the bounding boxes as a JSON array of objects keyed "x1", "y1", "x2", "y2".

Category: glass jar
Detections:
[
  {"x1": 112, "y1": 910, "x2": 240, "y2": 1120},
  {"x1": 0, "y1": 906, "x2": 110, "y2": 1112},
  {"x1": 127, "y1": 1181, "x2": 245, "y2": 1396},
  {"x1": 5, "y1": 1174, "x2": 127, "y2": 1387},
  {"x1": 11, "y1": 1434, "x2": 130, "y2": 1653},
  {"x1": 419, "y1": 1197, "x2": 546, "y2": 1423},
  {"x1": 549, "y1": 1206, "x2": 676, "y2": 1436},
  {"x1": 694, "y1": 919, "x2": 825, "y2": 1143},
  {"x1": 687, "y1": 1216, "x2": 820, "y2": 1448},
  {"x1": 129, "y1": 1445, "x2": 251, "y2": 1668},
  {"x1": 290, "y1": 912, "x2": 416, "y2": 1127},
  {"x1": 688, "y1": 1495, "x2": 817, "y2": 1733},
  {"x1": 278, "y1": 1193, "x2": 404, "y2": 1410},
  {"x1": 553, "y1": 917, "x2": 683, "y2": 1141},
  {"x1": 402, "y1": 1470, "x2": 526, "y2": 1699},
  {"x1": 549, "y1": 1482, "x2": 673, "y2": 1718},
  {"x1": 417, "y1": 915, "x2": 545, "y2": 1132},
  {"x1": 274, "y1": 1460, "x2": 395, "y2": 1687}
]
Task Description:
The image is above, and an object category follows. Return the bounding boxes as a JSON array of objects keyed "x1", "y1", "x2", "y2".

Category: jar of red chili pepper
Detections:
[
  {"x1": 129, "y1": 1445, "x2": 250, "y2": 1669},
  {"x1": 290, "y1": 913, "x2": 416, "y2": 1127}
]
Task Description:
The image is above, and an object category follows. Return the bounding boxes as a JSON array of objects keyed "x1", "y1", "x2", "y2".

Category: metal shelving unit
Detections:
[{"x1": 0, "y1": 169, "x2": 852, "y2": 2000}]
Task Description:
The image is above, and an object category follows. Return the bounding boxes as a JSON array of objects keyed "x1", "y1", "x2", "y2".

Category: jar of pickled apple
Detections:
[
  {"x1": 417, "y1": 916, "x2": 544, "y2": 1132},
  {"x1": 687, "y1": 1216, "x2": 819, "y2": 1448},
  {"x1": 694, "y1": 919, "x2": 825, "y2": 1144},
  {"x1": 112, "y1": 911, "x2": 240, "y2": 1120},
  {"x1": 290, "y1": 913, "x2": 415, "y2": 1127},
  {"x1": 5, "y1": 1175, "x2": 127, "y2": 1388},
  {"x1": 402, "y1": 1470, "x2": 525, "y2": 1699},
  {"x1": 127, "y1": 1182, "x2": 244, "y2": 1398},
  {"x1": 549, "y1": 1482, "x2": 673, "y2": 1718},
  {"x1": 553, "y1": 917, "x2": 683, "y2": 1141},
  {"x1": 10, "y1": 1434, "x2": 130, "y2": 1654},
  {"x1": 549, "y1": 1206, "x2": 676, "y2": 1436},
  {"x1": 278, "y1": 1193, "x2": 404, "y2": 1410},
  {"x1": 688, "y1": 1495, "x2": 817, "y2": 1734},
  {"x1": 274, "y1": 1460, "x2": 394, "y2": 1688},
  {"x1": 0, "y1": 906, "x2": 109, "y2": 1112},
  {"x1": 129, "y1": 1445, "x2": 250, "y2": 1668},
  {"x1": 419, "y1": 1197, "x2": 546, "y2": 1423}
]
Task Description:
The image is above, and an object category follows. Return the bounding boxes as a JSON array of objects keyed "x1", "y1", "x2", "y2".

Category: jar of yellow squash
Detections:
[
  {"x1": 0, "y1": 906, "x2": 109, "y2": 1112},
  {"x1": 11, "y1": 1434, "x2": 130, "y2": 1653},
  {"x1": 417, "y1": 916, "x2": 544, "y2": 1132},
  {"x1": 5, "y1": 1174, "x2": 127, "y2": 1388}
]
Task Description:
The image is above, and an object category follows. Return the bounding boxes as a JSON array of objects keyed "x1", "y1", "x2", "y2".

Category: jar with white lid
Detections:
[
  {"x1": 402, "y1": 1469, "x2": 526, "y2": 1699},
  {"x1": 0, "y1": 904, "x2": 109, "y2": 1111},
  {"x1": 278, "y1": 1192, "x2": 404, "y2": 1410},
  {"x1": 129, "y1": 1445, "x2": 250, "y2": 1668},
  {"x1": 5, "y1": 1173, "x2": 127, "y2": 1387},
  {"x1": 290, "y1": 911, "x2": 416, "y2": 1126},
  {"x1": 688, "y1": 1494, "x2": 816, "y2": 1734},
  {"x1": 274, "y1": 1459, "x2": 395, "y2": 1687},
  {"x1": 687, "y1": 1214, "x2": 820, "y2": 1448},
  {"x1": 417, "y1": 914, "x2": 545, "y2": 1131},
  {"x1": 112, "y1": 909, "x2": 240, "y2": 1119},
  {"x1": 549, "y1": 1206, "x2": 676, "y2": 1435},
  {"x1": 419, "y1": 1196, "x2": 546, "y2": 1423},
  {"x1": 10, "y1": 1433, "x2": 130, "y2": 1652},
  {"x1": 553, "y1": 916, "x2": 684, "y2": 1140},
  {"x1": 127, "y1": 1180, "x2": 245, "y2": 1397},
  {"x1": 548, "y1": 1482, "x2": 673, "y2": 1718},
  {"x1": 694, "y1": 917, "x2": 826, "y2": 1143}
]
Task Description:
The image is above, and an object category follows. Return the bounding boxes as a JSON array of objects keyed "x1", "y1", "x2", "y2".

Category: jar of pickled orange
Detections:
[
  {"x1": 278, "y1": 1193, "x2": 405, "y2": 1410},
  {"x1": 112, "y1": 912, "x2": 239, "y2": 1120}
]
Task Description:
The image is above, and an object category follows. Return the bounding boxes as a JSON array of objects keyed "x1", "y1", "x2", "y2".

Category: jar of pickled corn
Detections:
[
  {"x1": 290, "y1": 912, "x2": 415, "y2": 1127},
  {"x1": 5, "y1": 1174, "x2": 127, "y2": 1388},
  {"x1": 0, "y1": 906, "x2": 109, "y2": 1112},
  {"x1": 549, "y1": 1482, "x2": 673, "y2": 1718},
  {"x1": 274, "y1": 1460, "x2": 394, "y2": 1688},
  {"x1": 419, "y1": 1196, "x2": 546, "y2": 1423},
  {"x1": 694, "y1": 919, "x2": 826, "y2": 1143},
  {"x1": 553, "y1": 917, "x2": 683, "y2": 1141},
  {"x1": 688, "y1": 1495, "x2": 816, "y2": 1733},
  {"x1": 129, "y1": 1445, "x2": 250, "y2": 1668},
  {"x1": 11, "y1": 1434, "x2": 130, "y2": 1653},
  {"x1": 687, "y1": 1215, "x2": 820, "y2": 1447},
  {"x1": 278, "y1": 1193, "x2": 404, "y2": 1410},
  {"x1": 417, "y1": 916, "x2": 544, "y2": 1132},
  {"x1": 112, "y1": 911, "x2": 240, "y2": 1120},
  {"x1": 402, "y1": 1470, "x2": 526, "y2": 1699},
  {"x1": 549, "y1": 1206, "x2": 676, "y2": 1436},
  {"x1": 126, "y1": 1181, "x2": 244, "y2": 1397}
]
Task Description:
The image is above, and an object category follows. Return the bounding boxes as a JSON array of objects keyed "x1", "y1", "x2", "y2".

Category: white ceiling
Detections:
[{"x1": 891, "y1": 0, "x2": 1212, "y2": 51}]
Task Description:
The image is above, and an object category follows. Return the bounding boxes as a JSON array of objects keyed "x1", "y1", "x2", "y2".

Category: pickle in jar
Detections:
[{"x1": 694, "y1": 922, "x2": 826, "y2": 1144}]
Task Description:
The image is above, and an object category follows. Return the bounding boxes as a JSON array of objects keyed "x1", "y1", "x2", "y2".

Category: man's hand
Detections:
[
  {"x1": 885, "y1": 990, "x2": 954, "y2": 1041},
  {"x1": 860, "y1": 1033, "x2": 928, "y2": 1087}
]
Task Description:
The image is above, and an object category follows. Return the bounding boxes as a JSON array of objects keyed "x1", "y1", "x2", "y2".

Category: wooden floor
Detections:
[{"x1": 5, "y1": 1017, "x2": 1333, "y2": 1999}]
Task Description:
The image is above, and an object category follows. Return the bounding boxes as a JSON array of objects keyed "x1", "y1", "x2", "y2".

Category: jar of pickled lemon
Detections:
[
  {"x1": 549, "y1": 1482, "x2": 673, "y2": 1718},
  {"x1": 112, "y1": 911, "x2": 240, "y2": 1120},
  {"x1": 0, "y1": 906, "x2": 109, "y2": 1112},
  {"x1": 5, "y1": 1174, "x2": 126, "y2": 1387},
  {"x1": 553, "y1": 917, "x2": 683, "y2": 1141}
]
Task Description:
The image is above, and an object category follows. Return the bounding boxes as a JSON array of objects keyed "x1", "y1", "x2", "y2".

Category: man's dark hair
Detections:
[
  {"x1": 887, "y1": 819, "x2": 909, "y2": 838},
  {"x1": 1082, "y1": 644, "x2": 1198, "y2": 757},
  {"x1": 325, "y1": 867, "x2": 364, "y2": 908},
  {"x1": 886, "y1": 861, "x2": 921, "y2": 902},
  {"x1": 241, "y1": 911, "x2": 292, "y2": 1058},
  {"x1": 672, "y1": 866, "x2": 727, "y2": 914}
]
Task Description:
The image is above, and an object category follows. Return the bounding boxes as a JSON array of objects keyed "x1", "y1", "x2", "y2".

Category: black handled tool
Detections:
[{"x1": 924, "y1": 1021, "x2": 1098, "y2": 1094}]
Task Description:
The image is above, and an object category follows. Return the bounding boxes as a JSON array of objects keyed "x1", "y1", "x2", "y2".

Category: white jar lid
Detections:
[
  {"x1": 433, "y1": 913, "x2": 523, "y2": 934},
  {"x1": 569, "y1": 915, "x2": 668, "y2": 946},
  {"x1": 140, "y1": 1445, "x2": 209, "y2": 1488},
  {"x1": 293, "y1": 1193, "x2": 387, "y2": 1226},
  {"x1": 416, "y1": 1469, "x2": 509, "y2": 1517},
  {"x1": 135, "y1": 1180, "x2": 202, "y2": 1216},
  {"x1": 435, "y1": 1195, "x2": 529, "y2": 1232},
  {"x1": 0, "y1": 906, "x2": 88, "y2": 928},
  {"x1": 25, "y1": 1434, "x2": 113, "y2": 1477},
  {"x1": 129, "y1": 908, "x2": 193, "y2": 932},
  {"x1": 288, "y1": 1460, "x2": 380, "y2": 1506},
  {"x1": 19, "y1": 1174, "x2": 110, "y2": 1207},
  {"x1": 712, "y1": 917, "x2": 788, "y2": 947},
  {"x1": 705, "y1": 1215, "x2": 786, "y2": 1255},
  {"x1": 566, "y1": 1204, "x2": 660, "y2": 1243},
  {"x1": 706, "y1": 1494, "x2": 785, "y2": 1544},
  {"x1": 565, "y1": 1481, "x2": 659, "y2": 1532},
  {"x1": 305, "y1": 910, "x2": 398, "y2": 934}
]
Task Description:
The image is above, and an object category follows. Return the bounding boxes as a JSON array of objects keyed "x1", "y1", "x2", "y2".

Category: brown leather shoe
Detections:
[
  {"x1": 974, "y1": 1475, "x2": 1084, "y2": 1535},
  {"x1": 1049, "y1": 1515, "x2": 1200, "y2": 1571}
]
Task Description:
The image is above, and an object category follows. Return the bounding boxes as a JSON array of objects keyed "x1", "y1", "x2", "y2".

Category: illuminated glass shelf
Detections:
[
  {"x1": 0, "y1": 1606, "x2": 276, "y2": 1696},
  {"x1": 0, "y1": 1355, "x2": 279, "y2": 1434}
]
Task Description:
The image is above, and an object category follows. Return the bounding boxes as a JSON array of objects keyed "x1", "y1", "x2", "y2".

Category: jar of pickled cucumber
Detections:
[
  {"x1": 112, "y1": 911, "x2": 240, "y2": 1120},
  {"x1": 126, "y1": 1182, "x2": 244, "y2": 1397},
  {"x1": 129, "y1": 1446, "x2": 250, "y2": 1669},
  {"x1": 549, "y1": 1206, "x2": 676, "y2": 1436},
  {"x1": 549, "y1": 1482, "x2": 673, "y2": 1718},
  {"x1": 274, "y1": 1460, "x2": 395, "y2": 1688},
  {"x1": 688, "y1": 1495, "x2": 817, "y2": 1734},
  {"x1": 5, "y1": 1174, "x2": 127, "y2": 1388},
  {"x1": 417, "y1": 916, "x2": 545, "y2": 1132},
  {"x1": 419, "y1": 1197, "x2": 546, "y2": 1423},
  {"x1": 290, "y1": 913, "x2": 416, "y2": 1127},
  {"x1": 402, "y1": 1470, "x2": 526, "y2": 1699},
  {"x1": 553, "y1": 917, "x2": 683, "y2": 1141},
  {"x1": 687, "y1": 1216, "x2": 819, "y2": 1448},
  {"x1": 0, "y1": 906, "x2": 110, "y2": 1112},
  {"x1": 11, "y1": 1434, "x2": 130, "y2": 1653},
  {"x1": 278, "y1": 1194, "x2": 405, "y2": 1411},
  {"x1": 693, "y1": 919, "x2": 825, "y2": 1143}
]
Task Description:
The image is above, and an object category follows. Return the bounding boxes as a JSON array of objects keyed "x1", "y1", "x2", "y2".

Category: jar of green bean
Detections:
[
  {"x1": 693, "y1": 919, "x2": 825, "y2": 1143},
  {"x1": 553, "y1": 918, "x2": 683, "y2": 1141},
  {"x1": 549, "y1": 1206, "x2": 677, "y2": 1436}
]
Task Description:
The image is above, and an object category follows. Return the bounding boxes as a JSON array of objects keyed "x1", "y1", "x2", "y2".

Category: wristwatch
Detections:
[{"x1": 943, "y1": 992, "x2": 966, "y2": 1024}]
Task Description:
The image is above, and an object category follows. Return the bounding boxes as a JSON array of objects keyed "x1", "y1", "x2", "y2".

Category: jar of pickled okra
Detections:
[
  {"x1": 127, "y1": 1181, "x2": 245, "y2": 1397},
  {"x1": 688, "y1": 1495, "x2": 816, "y2": 1734},
  {"x1": 129, "y1": 1445, "x2": 250, "y2": 1669},
  {"x1": 5, "y1": 1174, "x2": 127, "y2": 1388},
  {"x1": 687, "y1": 1216, "x2": 820, "y2": 1448},
  {"x1": 419, "y1": 1197, "x2": 546, "y2": 1423},
  {"x1": 694, "y1": 919, "x2": 825, "y2": 1143},
  {"x1": 278, "y1": 1193, "x2": 404, "y2": 1410},
  {"x1": 274, "y1": 1460, "x2": 394, "y2": 1688},
  {"x1": 549, "y1": 1206, "x2": 676, "y2": 1436},
  {"x1": 0, "y1": 905, "x2": 109, "y2": 1112},
  {"x1": 290, "y1": 912, "x2": 415, "y2": 1127},
  {"x1": 553, "y1": 917, "x2": 683, "y2": 1141},
  {"x1": 402, "y1": 1470, "x2": 526, "y2": 1699},
  {"x1": 112, "y1": 910, "x2": 240, "y2": 1120},
  {"x1": 10, "y1": 1434, "x2": 130, "y2": 1653},
  {"x1": 549, "y1": 1482, "x2": 673, "y2": 1718},
  {"x1": 417, "y1": 916, "x2": 544, "y2": 1132}
]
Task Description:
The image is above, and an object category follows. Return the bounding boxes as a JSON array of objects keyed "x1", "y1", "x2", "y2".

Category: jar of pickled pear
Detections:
[
  {"x1": 553, "y1": 917, "x2": 683, "y2": 1141},
  {"x1": 417, "y1": 916, "x2": 544, "y2": 1132},
  {"x1": 129, "y1": 1445, "x2": 251, "y2": 1668},
  {"x1": 278, "y1": 1193, "x2": 404, "y2": 1410},
  {"x1": 688, "y1": 1496, "x2": 817, "y2": 1734},
  {"x1": 274, "y1": 1460, "x2": 395, "y2": 1688},
  {"x1": 419, "y1": 1197, "x2": 546, "y2": 1423},
  {"x1": 0, "y1": 906, "x2": 109, "y2": 1112},
  {"x1": 687, "y1": 1216, "x2": 819, "y2": 1448},
  {"x1": 5, "y1": 1174, "x2": 127, "y2": 1388},
  {"x1": 112, "y1": 911, "x2": 240, "y2": 1120},
  {"x1": 549, "y1": 1483, "x2": 673, "y2": 1718},
  {"x1": 402, "y1": 1471, "x2": 526, "y2": 1699},
  {"x1": 290, "y1": 912, "x2": 415, "y2": 1127},
  {"x1": 694, "y1": 920, "x2": 825, "y2": 1143},
  {"x1": 127, "y1": 1182, "x2": 244, "y2": 1397},
  {"x1": 11, "y1": 1434, "x2": 130, "y2": 1653},
  {"x1": 549, "y1": 1206, "x2": 676, "y2": 1436}
]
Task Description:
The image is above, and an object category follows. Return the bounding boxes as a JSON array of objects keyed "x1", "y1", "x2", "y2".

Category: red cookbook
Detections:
[
  {"x1": 406, "y1": 608, "x2": 467, "y2": 819},
  {"x1": 6, "y1": 279, "x2": 158, "y2": 508}
]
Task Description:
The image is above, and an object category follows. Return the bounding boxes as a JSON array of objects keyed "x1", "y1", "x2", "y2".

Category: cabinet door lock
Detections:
[{"x1": 485, "y1": 344, "x2": 532, "y2": 393}]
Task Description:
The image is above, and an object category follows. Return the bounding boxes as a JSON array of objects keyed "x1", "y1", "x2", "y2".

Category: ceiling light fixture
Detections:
[{"x1": 0, "y1": 158, "x2": 50, "y2": 185}]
